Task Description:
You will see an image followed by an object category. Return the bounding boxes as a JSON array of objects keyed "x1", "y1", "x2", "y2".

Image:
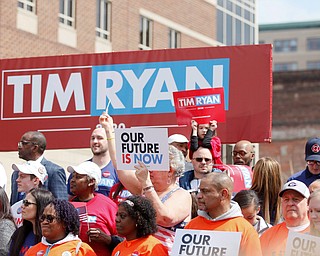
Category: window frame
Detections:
[
  {"x1": 169, "y1": 29, "x2": 181, "y2": 49},
  {"x1": 18, "y1": 0, "x2": 36, "y2": 13},
  {"x1": 307, "y1": 37, "x2": 320, "y2": 51},
  {"x1": 96, "y1": 0, "x2": 111, "y2": 40},
  {"x1": 139, "y1": 16, "x2": 153, "y2": 50},
  {"x1": 59, "y1": 0, "x2": 76, "y2": 28},
  {"x1": 274, "y1": 39, "x2": 297, "y2": 53},
  {"x1": 307, "y1": 61, "x2": 320, "y2": 70},
  {"x1": 274, "y1": 62, "x2": 298, "y2": 72}
]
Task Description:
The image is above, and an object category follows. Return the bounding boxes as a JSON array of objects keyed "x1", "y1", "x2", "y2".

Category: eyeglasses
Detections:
[
  {"x1": 307, "y1": 160, "x2": 320, "y2": 166},
  {"x1": 22, "y1": 199, "x2": 37, "y2": 207},
  {"x1": 232, "y1": 151, "x2": 249, "y2": 157},
  {"x1": 193, "y1": 157, "x2": 212, "y2": 163},
  {"x1": 39, "y1": 214, "x2": 58, "y2": 223},
  {"x1": 18, "y1": 140, "x2": 37, "y2": 147}
]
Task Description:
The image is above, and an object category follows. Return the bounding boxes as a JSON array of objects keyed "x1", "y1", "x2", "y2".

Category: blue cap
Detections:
[{"x1": 305, "y1": 138, "x2": 320, "y2": 162}]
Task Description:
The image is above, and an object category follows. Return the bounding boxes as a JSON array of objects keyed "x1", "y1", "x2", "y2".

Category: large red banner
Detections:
[{"x1": 0, "y1": 45, "x2": 272, "y2": 151}]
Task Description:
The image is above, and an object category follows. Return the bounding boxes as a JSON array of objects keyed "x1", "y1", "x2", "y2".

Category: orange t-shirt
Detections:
[
  {"x1": 25, "y1": 240, "x2": 96, "y2": 256},
  {"x1": 185, "y1": 215, "x2": 262, "y2": 256},
  {"x1": 112, "y1": 235, "x2": 168, "y2": 256},
  {"x1": 260, "y1": 222, "x2": 310, "y2": 256}
]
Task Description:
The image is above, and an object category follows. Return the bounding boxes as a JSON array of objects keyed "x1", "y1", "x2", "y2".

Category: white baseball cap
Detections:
[
  {"x1": 279, "y1": 180, "x2": 310, "y2": 198},
  {"x1": 12, "y1": 161, "x2": 48, "y2": 185},
  {"x1": 168, "y1": 134, "x2": 189, "y2": 144},
  {"x1": 67, "y1": 161, "x2": 101, "y2": 184}
]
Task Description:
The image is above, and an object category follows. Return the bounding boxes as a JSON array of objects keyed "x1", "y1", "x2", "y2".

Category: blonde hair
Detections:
[
  {"x1": 251, "y1": 157, "x2": 282, "y2": 224},
  {"x1": 308, "y1": 189, "x2": 320, "y2": 237},
  {"x1": 168, "y1": 145, "x2": 185, "y2": 177}
]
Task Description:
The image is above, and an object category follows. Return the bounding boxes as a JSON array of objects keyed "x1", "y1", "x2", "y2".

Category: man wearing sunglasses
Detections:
[
  {"x1": 10, "y1": 131, "x2": 68, "y2": 205},
  {"x1": 10, "y1": 161, "x2": 48, "y2": 227},
  {"x1": 179, "y1": 147, "x2": 213, "y2": 192},
  {"x1": 287, "y1": 137, "x2": 320, "y2": 187}
]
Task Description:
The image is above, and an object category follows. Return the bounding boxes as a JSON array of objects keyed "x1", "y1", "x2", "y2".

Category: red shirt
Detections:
[{"x1": 70, "y1": 193, "x2": 118, "y2": 256}]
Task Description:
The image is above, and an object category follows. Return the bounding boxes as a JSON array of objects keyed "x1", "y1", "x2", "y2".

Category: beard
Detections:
[{"x1": 91, "y1": 147, "x2": 107, "y2": 156}]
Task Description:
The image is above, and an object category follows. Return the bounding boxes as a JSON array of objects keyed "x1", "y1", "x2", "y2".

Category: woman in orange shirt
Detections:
[
  {"x1": 25, "y1": 199, "x2": 96, "y2": 256},
  {"x1": 112, "y1": 195, "x2": 168, "y2": 256}
]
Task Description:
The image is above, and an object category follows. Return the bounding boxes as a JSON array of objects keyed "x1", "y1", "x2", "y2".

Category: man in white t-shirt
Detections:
[{"x1": 11, "y1": 161, "x2": 48, "y2": 227}]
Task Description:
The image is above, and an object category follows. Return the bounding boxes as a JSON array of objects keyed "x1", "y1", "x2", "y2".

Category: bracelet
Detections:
[
  {"x1": 107, "y1": 137, "x2": 114, "y2": 140},
  {"x1": 143, "y1": 186, "x2": 154, "y2": 193}
]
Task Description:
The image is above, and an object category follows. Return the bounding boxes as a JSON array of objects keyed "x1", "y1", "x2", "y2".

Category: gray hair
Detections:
[{"x1": 168, "y1": 145, "x2": 185, "y2": 177}]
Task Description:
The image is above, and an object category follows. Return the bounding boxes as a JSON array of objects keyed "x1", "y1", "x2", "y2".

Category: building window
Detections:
[
  {"x1": 17, "y1": 0, "x2": 37, "y2": 34},
  {"x1": 216, "y1": 1, "x2": 256, "y2": 45},
  {"x1": 18, "y1": 0, "x2": 36, "y2": 13},
  {"x1": 307, "y1": 61, "x2": 320, "y2": 70},
  {"x1": 274, "y1": 62, "x2": 298, "y2": 72},
  {"x1": 169, "y1": 29, "x2": 181, "y2": 48},
  {"x1": 96, "y1": 0, "x2": 111, "y2": 40},
  {"x1": 59, "y1": 0, "x2": 75, "y2": 27},
  {"x1": 307, "y1": 38, "x2": 320, "y2": 51},
  {"x1": 274, "y1": 39, "x2": 297, "y2": 52},
  {"x1": 139, "y1": 16, "x2": 153, "y2": 50}
]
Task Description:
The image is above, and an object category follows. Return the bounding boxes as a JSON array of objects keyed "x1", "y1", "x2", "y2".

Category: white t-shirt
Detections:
[{"x1": 0, "y1": 163, "x2": 7, "y2": 189}]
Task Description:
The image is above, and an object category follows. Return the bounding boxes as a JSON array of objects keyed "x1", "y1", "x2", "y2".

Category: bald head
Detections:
[
  {"x1": 197, "y1": 172, "x2": 234, "y2": 217},
  {"x1": 203, "y1": 172, "x2": 234, "y2": 199},
  {"x1": 233, "y1": 140, "x2": 255, "y2": 166}
]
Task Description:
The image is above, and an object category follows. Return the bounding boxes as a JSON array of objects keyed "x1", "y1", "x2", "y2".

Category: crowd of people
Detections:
[{"x1": 0, "y1": 113, "x2": 320, "y2": 256}]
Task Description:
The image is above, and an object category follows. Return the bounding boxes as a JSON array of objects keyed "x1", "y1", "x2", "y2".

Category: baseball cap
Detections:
[
  {"x1": 279, "y1": 180, "x2": 310, "y2": 198},
  {"x1": 67, "y1": 161, "x2": 101, "y2": 184},
  {"x1": 12, "y1": 161, "x2": 48, "y2": 185},
  {"x1": 168, "y1": 134, "x2": 189, "y2": 144},
  {"x1": 305, "y1": 137, "x2": 320, "y2": 162}
]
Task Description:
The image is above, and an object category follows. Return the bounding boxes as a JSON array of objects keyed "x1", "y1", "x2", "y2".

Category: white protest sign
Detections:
[
  {"x1": 285, "y1": 231, "x2": 320, "y2": 256},
  {"x1": 172, "y1": 229, "x2": 241, "y2": 256},
  {"x1": 115, "y1": 128, "x2": 169, "y2": 171}
]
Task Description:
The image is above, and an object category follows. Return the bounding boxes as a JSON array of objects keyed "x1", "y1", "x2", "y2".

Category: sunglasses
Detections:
[
  {"x1": 193, "y1": 157, "x2": 212, "y2": 163},
  {"x1": 22, "y1": 199, "x2": 37, "y2": 207},
  {"x1": 39, "y1": 214, "x2": 58, "y2": 223},
  {"x1": 307, "y1": 160, "x2": 320, "y2": 166},
  {"x1": 232, "y1": 151, "x2": 249, "y2": 157}
]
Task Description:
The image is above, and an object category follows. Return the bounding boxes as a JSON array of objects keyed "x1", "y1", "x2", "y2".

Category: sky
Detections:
[{"x1": 257, "y1": 0, "x2": 320, "y2": 24}]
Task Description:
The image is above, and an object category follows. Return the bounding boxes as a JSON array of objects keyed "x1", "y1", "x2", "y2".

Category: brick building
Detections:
[
  {"x1": 260, "y1": 70, "x2": 320, "y2": 181},
  {"x1": 0, "y1": 0, "x2": 258, "y2": 59},
  {"x1": 0, "y1": 0, "x2": 222, "y2": 59}
]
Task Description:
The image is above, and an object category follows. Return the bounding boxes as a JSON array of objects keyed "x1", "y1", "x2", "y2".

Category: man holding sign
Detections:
[{"x1": 184, "y1": 172, "x2": 262, "y2": 256}]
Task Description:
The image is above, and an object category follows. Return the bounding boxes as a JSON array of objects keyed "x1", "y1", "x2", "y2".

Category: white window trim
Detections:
[
  {"x1": 17, "y1": 1, "x2": 38, "y2": 35},
  {"x1": 169, "y1": 29, "x2": 181, "y2": 48},
  {"x1": 96, "y1": 0, "x2": 111, "y2": 40},
  {"x1": 59, "y1": 0, "x2": 76, "y2": 28},
  {"x1": 139, "y1": 16, "x2": 152, "y2": 50},
  {"x1": 18, "y1": 0, "x2": 36, "y2": 13},
  {"x1": 140, "y1": 8, "x2": 223, "y2": 46}
]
